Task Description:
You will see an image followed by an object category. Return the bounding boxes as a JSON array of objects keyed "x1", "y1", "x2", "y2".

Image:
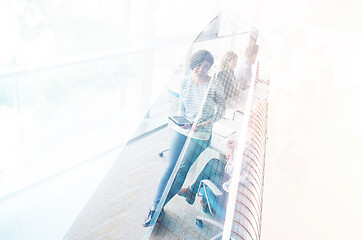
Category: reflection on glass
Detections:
[{"x1": 60, "y1": 12, "x2": 270, "y2": 240}]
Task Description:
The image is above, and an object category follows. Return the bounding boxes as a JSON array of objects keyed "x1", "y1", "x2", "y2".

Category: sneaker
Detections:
[{"x1": 143, "y1": 207, "x2": 164, "y2": 227}]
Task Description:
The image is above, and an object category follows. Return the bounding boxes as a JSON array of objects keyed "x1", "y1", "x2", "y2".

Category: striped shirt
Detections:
[{"x1": 173, "y1": 75, "x2": 226, "y2": 140}]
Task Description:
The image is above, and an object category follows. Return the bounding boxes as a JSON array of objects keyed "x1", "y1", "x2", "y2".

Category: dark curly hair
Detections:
[{"x1": 189, "y1": 50, "x2": 214, "y2": 70}]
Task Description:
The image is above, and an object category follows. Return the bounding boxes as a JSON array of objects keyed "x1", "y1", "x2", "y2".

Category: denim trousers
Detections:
[{"x1": 153, "y1": 130, "x2": 210, "y2": 208}]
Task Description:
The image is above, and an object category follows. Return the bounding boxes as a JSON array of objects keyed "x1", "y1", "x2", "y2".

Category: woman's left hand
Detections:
[{"x1": 194, "y1": 120, "x2": 211, "y2": 132}]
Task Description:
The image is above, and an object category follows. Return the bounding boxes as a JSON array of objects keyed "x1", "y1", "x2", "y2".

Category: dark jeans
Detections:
[
  {"x1": 200, "y1": 183, "x2": 228, "y2": 219},
  {"x1": 189, "y1": 158, "x2": 226, "y2": 195},
  {"x1": 191, "y1": 158, "x2": 228, "y2": 219}
]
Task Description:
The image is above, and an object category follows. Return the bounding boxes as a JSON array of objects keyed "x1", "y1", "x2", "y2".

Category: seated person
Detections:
[{"x1": 178, "y1": 140, "x2": 238, "y2": 219}]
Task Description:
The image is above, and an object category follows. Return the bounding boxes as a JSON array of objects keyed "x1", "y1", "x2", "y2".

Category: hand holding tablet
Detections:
[{"x1": 168, "y1": 116, "x2": 192, "y2": 126}]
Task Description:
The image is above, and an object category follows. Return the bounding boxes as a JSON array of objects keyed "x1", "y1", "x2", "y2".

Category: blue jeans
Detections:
[{"x1": 153, "y1": 131, "x2": 211, "y2": 208}]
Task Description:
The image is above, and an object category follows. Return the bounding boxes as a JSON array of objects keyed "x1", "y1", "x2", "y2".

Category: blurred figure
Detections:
[
  {"x1": 234, "y1": 42, "x2": 259, "y2": 90},
  {"x1": 217, "y1": 51, "x2": 239, "y2": 100}
]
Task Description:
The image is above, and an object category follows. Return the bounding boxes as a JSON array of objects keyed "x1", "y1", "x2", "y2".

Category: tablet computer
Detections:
[{"x1": 168, "y1": 116, "x2": 192, "y2": 126}]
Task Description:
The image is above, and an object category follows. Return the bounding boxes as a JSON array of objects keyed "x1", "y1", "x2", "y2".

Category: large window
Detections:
[{"x1": 0, "y1": 0, "x2": 220, "y2": 199}]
